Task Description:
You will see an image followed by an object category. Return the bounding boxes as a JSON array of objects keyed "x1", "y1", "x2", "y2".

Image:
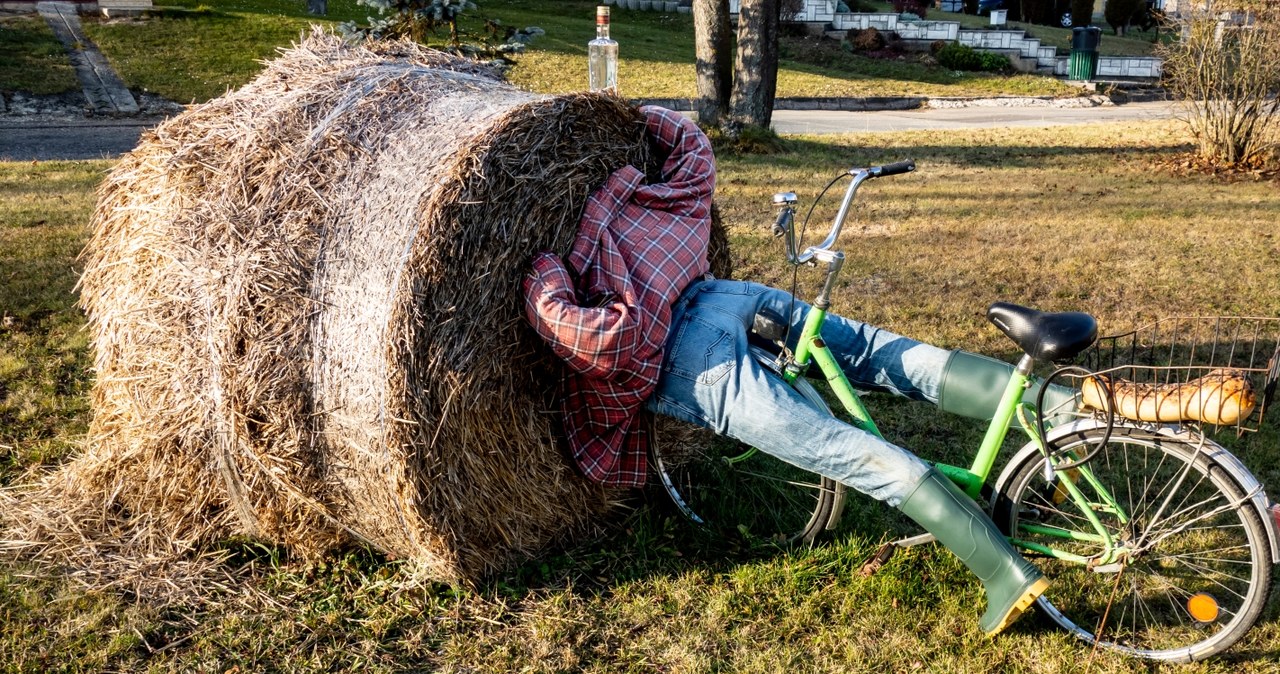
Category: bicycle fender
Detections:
[{"x1": 995, "y1": 418, "x2": 1280, "y2": 564}]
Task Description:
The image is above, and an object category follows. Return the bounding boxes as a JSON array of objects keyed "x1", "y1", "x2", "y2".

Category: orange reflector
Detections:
[{"x1": 1187, "y1": 593, "x2": 1220, "y2": 623}]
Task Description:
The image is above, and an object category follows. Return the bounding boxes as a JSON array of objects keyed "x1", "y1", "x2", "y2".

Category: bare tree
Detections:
[
  {"x1": 1159, "y1": 2, "x2": 1280, "y2": 167},
  {"x1": 693, "y1": 0, "x2": 781, "y2": 136},
  {"x1": 694, "y1": 0, "x2": 732, "y2": 127},
  {"x1": 728, "y1": 0, "x2": 779, "y2": 130}
]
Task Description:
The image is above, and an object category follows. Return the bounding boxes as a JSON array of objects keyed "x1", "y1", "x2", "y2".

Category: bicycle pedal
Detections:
[
  {"x1": 858, "y1": 534, "x2": 937, "y2": 577},
  {"x1": 859, "y1": 542, "x2": 897, "y2": 577}
]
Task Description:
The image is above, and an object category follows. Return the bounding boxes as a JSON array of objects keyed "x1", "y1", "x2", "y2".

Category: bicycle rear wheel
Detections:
[
  {"x1": 994, "y1": 425, "x2": 1273, "y2": 661},
  {"x1": 651, "y1": 352, "x2": 844, "y2": 545}
]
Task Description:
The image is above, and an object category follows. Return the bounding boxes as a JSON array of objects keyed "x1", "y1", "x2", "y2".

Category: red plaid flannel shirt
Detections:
[{"x1": 523, "y1": 107, "x2": 715, "y2": 487}]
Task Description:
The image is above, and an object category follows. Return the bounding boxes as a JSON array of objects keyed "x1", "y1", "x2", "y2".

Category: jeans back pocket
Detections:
[{"x1": 664, "y1": 314, "x2": 735, "y2": 386}]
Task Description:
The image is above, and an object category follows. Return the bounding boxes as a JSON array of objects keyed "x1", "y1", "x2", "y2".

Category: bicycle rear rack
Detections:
[{"x1": 1074, "y1": 316, "x2": 1280, "y2": 435}]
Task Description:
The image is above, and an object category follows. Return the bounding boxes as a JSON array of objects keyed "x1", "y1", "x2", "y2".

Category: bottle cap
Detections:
[{"x1": 597, "y1": 6, "x2": 609, "y2": 22}]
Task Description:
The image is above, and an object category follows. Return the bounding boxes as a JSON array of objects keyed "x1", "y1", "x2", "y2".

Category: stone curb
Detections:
[
  {"x1": 635, "y1": 93, "x2": 1122, "y2": 112},
  {"x1": 0, "y1": 92, "x2": 1135, "y2": 121}
]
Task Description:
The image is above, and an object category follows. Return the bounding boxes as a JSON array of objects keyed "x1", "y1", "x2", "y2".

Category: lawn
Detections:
[
  {"x1": 59, "y1": 0, "x2": 1082, "y2": 104},
  {"x1": 0, "y1": 14, "x2": 78, "y2": 95},
  {"x1": 2, "y1": 120, "x2": 1279, "y2": 672}
]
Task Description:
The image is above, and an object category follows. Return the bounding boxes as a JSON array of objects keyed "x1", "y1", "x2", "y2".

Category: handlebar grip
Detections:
[
  {"x1": 771, "y1": 208, "x2": 792, "y2": 237},
  {"x1": 873, "y1": 160, "x2": 916, "y2": 177}
]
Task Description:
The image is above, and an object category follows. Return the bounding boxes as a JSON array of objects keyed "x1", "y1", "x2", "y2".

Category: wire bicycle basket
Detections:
[{"x1": 1071, "y1": 316, "x2": 1280, "y2": 435}]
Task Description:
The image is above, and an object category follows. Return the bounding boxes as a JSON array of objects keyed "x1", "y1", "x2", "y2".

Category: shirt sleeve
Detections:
[{"x1": 523, "y1": 251, "x2": 642, "y2": 379}]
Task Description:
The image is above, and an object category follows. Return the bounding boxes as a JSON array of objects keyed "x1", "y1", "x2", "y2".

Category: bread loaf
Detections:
[{"x1": 1080, "y1": 368, "x2": 1256, "y2": 425}]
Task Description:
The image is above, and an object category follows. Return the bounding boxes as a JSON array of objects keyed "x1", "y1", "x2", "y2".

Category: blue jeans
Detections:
[{"x1": 646, "y1": 279, "x2": 950, "y2": 506}]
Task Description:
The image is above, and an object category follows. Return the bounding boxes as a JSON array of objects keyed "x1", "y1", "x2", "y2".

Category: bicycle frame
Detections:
[
  {"x1": 765, "y1": 161, "x2": 1138, "y2": 567},
  {"x1": 784, "y1": 304, "x2": 1135, "y2": 565}
]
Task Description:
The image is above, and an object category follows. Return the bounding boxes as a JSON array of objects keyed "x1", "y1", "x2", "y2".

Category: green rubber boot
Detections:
[
  {"x1": 898, "y1": 468, "x2": 1049, "y2": 636},
  {"x1": 938, "y1": 350, "x2": 1077, "y2": 429}
]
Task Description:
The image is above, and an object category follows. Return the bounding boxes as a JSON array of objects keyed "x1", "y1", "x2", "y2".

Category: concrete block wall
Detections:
[
  {"x1": 1037, "y1": 46, "x2": 1057, "y2": 68},
  {"x1": 772, "y1": 9, "x2": 1165, "y2": 81},
  {"x1": 1097, "y1": 56, "x2": 1162, "y2": 78},
  {"x1": 792, "y1": 0, "x2": 836, "y2": 22},
  {"x1": 832, "y1": 12, "x2": 900, "y2": 31},
  {"x1": 894, "y1": 20, "x2": 961, "y2": 41},
  {"x1": 956, "y1": 29, "x2": 1043, "y2": 61},
  {"x1": 733, "y1": 0, "x2": 835, "y2": 20}
]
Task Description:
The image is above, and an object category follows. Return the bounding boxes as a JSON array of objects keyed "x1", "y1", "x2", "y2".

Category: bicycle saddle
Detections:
[{"x1": 987, "y1": 302, "x2": 1097, "y2": 363}]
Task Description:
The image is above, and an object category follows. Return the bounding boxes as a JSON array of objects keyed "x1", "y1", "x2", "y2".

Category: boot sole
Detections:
[{"x1": 984, "y1": 577, "x2": 1050, "y2": 637}]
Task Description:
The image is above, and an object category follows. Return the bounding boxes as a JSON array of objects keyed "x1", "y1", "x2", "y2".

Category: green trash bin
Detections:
[{"x1": 1068, "y1": 26, "x2": 1101, "y2": 81}]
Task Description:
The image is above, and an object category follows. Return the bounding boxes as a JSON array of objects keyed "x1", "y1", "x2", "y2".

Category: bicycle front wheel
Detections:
[
  {"x1": 994, "y1": 425, "x2": 1273, "y2": 662},
  {"x1": 651, "y1": 356, "x2": 844, "y2": 545}
]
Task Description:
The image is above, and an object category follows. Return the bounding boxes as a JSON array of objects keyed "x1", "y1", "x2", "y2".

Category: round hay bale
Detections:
[{"x1": 4, "y1": 31, "x2": 729, "y2": 590}]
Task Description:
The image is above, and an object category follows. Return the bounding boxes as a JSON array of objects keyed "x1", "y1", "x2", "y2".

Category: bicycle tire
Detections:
[
  {"x1": 993, "y1": 424, "x2": 1273, "y2": 662},
  {"x1": 651, "y1": 349, "x2": 845, "y2": 545}
]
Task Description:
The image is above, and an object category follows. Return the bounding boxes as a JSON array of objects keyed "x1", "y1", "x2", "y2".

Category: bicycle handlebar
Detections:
[
  {"x1": 773, "y1": 159, "x2": 916, "y2": 266},
  {"x1": 871, "y1": 160, "x2": 916, "y2": 177}
]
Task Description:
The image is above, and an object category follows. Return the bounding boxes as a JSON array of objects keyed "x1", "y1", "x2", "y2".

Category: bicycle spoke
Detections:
[{"x1": 996, "y1": 426, "x2": 1271, "y2": 661}]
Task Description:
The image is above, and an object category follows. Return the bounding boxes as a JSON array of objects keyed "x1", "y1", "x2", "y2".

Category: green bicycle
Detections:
[{"x1": 651, "y1": 159, "x2": 1280, "y2": 662}]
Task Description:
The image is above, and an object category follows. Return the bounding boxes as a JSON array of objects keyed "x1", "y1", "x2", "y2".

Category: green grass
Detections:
[
  {"x1": 474, "y1": 0, "x2": 1075, "y2": 98},
  {"x1": 0, "y1": 161, "x2": 104, "y2": 473},
  {"x1": 78, "y1": 0, "x2": 371, "y2": 103},
  {"x1": 0, "y1": 15, "x2": 78, "y2": 95},
  {"x1": 2, "y1": 122, "x2": 1279, "y2": 672},
  {"x1": 0, "y1": 0, "x2": 1162, "y2": 103},
  {"x1": 66, "y1": 0, "x2": 1083, "y2": 104}
]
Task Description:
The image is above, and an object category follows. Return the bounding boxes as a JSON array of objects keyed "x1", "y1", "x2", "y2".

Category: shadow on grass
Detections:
[{"x1": 747, "y1": 136, "x2": 1194, "y2": 171}]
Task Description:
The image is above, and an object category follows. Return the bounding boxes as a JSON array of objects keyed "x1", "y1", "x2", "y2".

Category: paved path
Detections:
[
  {"x1": 36, "y1": 1, "x2": 139, "y2": 115},
  {"x1": 0, "y1": 101, "x2": 1183, "y2": 161},
  {"x1": 770, "y1": 100, "x2": 1179, "y2": 134},
  {"x1": 0, "y1": 117, "x2": 157, "y2": 161}
]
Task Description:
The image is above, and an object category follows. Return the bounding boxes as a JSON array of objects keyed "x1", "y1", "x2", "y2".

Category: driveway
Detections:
[
  {"x1": 0, "y1": 101, "x2": 1183, "y2": 162},
  {"x1": 769, "y1": 100, "x2": 1179, "y2": 134},
  {"x1": 0, "y1": 116, "x2": 159, "y2": 161}
]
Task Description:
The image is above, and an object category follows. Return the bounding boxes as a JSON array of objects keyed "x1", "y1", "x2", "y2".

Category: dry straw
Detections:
[{"x1": 2, "y1": 31, "x2": 729, "y2": 597}]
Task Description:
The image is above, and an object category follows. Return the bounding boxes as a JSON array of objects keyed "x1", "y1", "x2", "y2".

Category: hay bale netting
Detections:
[{"x1": 1, "y1": 32, "x2": 729, "y2": 589}]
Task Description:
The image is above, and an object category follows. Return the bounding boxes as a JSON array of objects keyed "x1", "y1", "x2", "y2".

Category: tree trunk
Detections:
[
  {"x1": 693, "y1": 0, "x2": 732, "y2": 127},
  {"x1": 729, "y1": 0, "x2": 779, "y2": 129}
]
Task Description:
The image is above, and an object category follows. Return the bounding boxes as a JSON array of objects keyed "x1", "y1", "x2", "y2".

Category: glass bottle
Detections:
[{"x1": 588, "y1": 6, "x2": 619, "y2": 93}]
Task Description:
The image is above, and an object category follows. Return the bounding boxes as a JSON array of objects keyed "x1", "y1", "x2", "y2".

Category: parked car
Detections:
[{"x1": 977, "y1": 0, "x2": 1075, "y2": 28}]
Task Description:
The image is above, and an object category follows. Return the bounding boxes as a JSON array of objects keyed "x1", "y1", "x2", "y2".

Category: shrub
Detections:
[
  {"x1": 929, "y1": 39, "x2": 948, "y2": 55},
  {"x1": 891, "y1": 0, "x2": 928, "y2": 19},
  {"x1": 1104, "y1": 0, "x2": 1143, "y2": 35},
  {"x1": 1016, "y1": 0, "x2": 1054, "y2": 24},
  {"x1": 864, "y1": 32, "x2": 907, "y2": 59},
  {"x1": 847, "y1": 27, "x2": 886, "y2": 52},
  {"x1": 781, "y1": 0, "x2": 805, "y2": 22},
  {"x1": 1070, "y1": 0, "x2": 1093, "y2": 27},
  {"x1": 978, "y1": 51, "x2": 1010, "y2": 72},
  {"x1": 1158, "y1": 5, "x2": 1280, "y2": 168},
  {"x1": 936, "y1": 42, "x2": 1009, "y2": 72},
  {"x1": 936, "y1": 42, "x2": 983, "y2": 70}
]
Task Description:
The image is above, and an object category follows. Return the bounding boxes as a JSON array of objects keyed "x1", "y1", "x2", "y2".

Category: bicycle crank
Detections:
[{"x1": 859, "y1": 533, "x2": 937, "y2": 576}]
